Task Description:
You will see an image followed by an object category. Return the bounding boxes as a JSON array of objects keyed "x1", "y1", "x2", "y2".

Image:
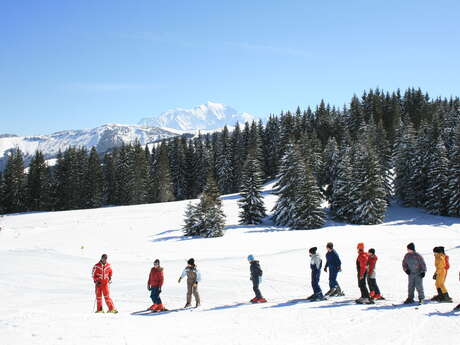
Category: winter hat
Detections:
[
  {"x1": 439, "y1": 246, "x2": 445, "y2": 254},
  {"x1": 357, "y1": 242, "x2": 365, "y2": 251},
  {"x1": 187, "y1": 258, "x2": 195, "y2": 265},
  {"x1": 309, "y1": 247, "x2": 317, "y2": 254},
  {"x1": 368, "y1": 248, "x2": 375, "y2": 255},
  {"x1": 154, "y1": 259, "x2": 160, "y2": 265},
  {"x1": 247, "y1": 254, "x2": 255, "y2": 262},
  {"x1": 326, "y1": 242, "x2": 334, "y2": 249},
  {"x1": 433, "y1": 247, "x2": 444, "y2": 254},
  {"x1": 407, "y1": 243, "x2": 415, "y2": 251}
]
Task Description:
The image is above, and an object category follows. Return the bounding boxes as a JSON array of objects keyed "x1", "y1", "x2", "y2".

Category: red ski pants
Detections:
[{"x1": 95, "y1": 283, "x2": 115, "y2": 311}]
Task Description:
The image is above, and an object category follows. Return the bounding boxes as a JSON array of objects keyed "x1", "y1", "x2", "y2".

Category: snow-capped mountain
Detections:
[
  {"x1": 0, "y1": 124, "x2": 178, "y2": 170},
  {"x1": 138, "y1": 101, "x2": 258, "y2": 131}
]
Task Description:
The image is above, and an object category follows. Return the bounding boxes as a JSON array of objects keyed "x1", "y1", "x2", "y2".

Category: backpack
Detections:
[{"x1": 445, "y1": 255, "x2": 450, "y2": 270}]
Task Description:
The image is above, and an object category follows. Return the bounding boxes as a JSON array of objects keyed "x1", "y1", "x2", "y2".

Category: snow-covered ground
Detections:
[{"x1": 1, "y1": 183, "x2": 460, "y2": 345}]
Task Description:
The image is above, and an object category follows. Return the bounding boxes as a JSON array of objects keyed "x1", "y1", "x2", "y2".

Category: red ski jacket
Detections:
[
  {"x1": 356, "y1": 251, "x2": 368, "y2": 279},
  {"x1": 92, "y1": 262, "x2": 112, "y2": 285},
  {"x1": 368, "y1": 254, "x2": 378, "y2": 275},
  {"x1": 148, "y1": 267, "x2": 164, "y2": 288}
]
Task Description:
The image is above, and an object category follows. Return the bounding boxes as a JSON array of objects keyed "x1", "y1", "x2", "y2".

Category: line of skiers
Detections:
[{"x1": 91, "y1": 242, "x2": 460, "y2": 313}]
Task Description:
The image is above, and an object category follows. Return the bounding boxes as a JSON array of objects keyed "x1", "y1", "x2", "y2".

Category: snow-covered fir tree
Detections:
[
  {"x1": 183, "y1": 172, "x2": 225, "y2": 238},
  {"x1": 26, "y1": 150, "x2": 52, "y2": 211},
  {"x1": 3, "y1": 148, "x2": 26, "y2": 213},
  {"x1": 448, "y1": 123, "x2": 460, "y2": 216},
  {"x1": 349, "y1": 143, "x2": 388, "y2": 224},
  {"x1": 330, "y1": 147, "x2": 354, "y2": 222},
  {"x1": 238, "y1": 149, "x2": 266, "y2": 225},
  {"x1": 291, "y1": 155, "x2": 326, "y2": 230},
  {"x1": 84, "y1": 147, "x2": 104, "y2": 208}
]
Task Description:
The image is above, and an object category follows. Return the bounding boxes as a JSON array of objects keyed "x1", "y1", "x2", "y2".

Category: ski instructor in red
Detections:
[{"x1": 92, "y1": 254, "x2": 118, "y2": 313}]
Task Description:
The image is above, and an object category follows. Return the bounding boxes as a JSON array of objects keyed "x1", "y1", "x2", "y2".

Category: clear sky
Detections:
[{"x1": 1, "y1": 0, "x2": 460, "y2": 136}]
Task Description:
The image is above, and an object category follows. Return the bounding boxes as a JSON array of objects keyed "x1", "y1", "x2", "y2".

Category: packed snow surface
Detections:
[{"x1": 1, "y1": 183, "x2": 460, "y2": 345}]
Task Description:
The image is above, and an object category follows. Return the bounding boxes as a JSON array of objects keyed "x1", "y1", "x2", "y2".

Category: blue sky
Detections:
[{"x1": 1, "y1": 0, "x2": 460, "y2": 136}]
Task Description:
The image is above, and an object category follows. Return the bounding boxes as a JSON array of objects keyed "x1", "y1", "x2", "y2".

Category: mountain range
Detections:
[{"x1": 0, "y1": 102, "x2": 257, "y2": 170}]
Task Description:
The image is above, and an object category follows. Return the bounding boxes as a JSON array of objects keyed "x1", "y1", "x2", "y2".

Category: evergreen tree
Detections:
[
  {"x1": 151, "y1": 143, "x2": 175, "y2": 203},
  {"x1": 3, "y1": 149, "x2": 26, "y2": 213},
  {"x1": 215, "y1": 126, "x2": 233, "y2": 194},
  {"x1": 26, "y1": 150, "x2": 52, "y2": 211},
  {"x1": 448, "y1": 124, "x2": 460, "y2": 217},
  {"x1": 238, "y1": 149, "x2": 266, "y2": 225},
  {"x1": 113, "y1": 144, "x2": 134, "y2": 205},
  {"x1": 131, "y1": 141, "x2": 149, "y2": 204},
  {"x1": 183, "y1": 202, "x2": 202, "y2": 236},
  {"x1": 0, "y1": 171, "x2": 5, "y2": 214},
  {"x1": 84, "y1": 147, "x2": 104, "y2": 208},
  {"x1": 330, "y1": 147, "x2": 354, "y2": 221},
  {"x1": 349, "y1": 143, "x2": 388, "y2": 224},
  {"x1": 424, "y1": 136, "x2": 449, "y2": 215},
  {"x1": 291, "y1": 155, "x2": 326, "y2": 230},
  {"x1": 103, "y1": 152, "x2": 116, "y2": 205},
  {"x1": 271, "y1": 143, "x2": 299, "y2": 227}
]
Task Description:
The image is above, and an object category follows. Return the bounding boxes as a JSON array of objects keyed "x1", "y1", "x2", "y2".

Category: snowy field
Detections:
[{"x1": 1, "y1": 183, "x2": 460, "y2": 345}]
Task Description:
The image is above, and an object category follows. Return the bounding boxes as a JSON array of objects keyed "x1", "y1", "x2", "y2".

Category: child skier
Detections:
[
  {"x1": 308, "y1": 247, "x2": 324, "y2": 301},
  {"x1": 367, "y1": 248, "x2": 384, "y2": 300},
  {"x1": 178, "y1": 258, "x2": 201, "y2": 308},
  {"x1": 92, "y1": 254, "x2": 118, "y2": 313},
  {"x1": 324, "y1": 242, "x2": 343, "y2": 297},
  {"x1": 356, "y1": 243, "x2": 373, "y2": 304},
  {"x1": 248, "y1": 255, "x2": 266, "y2": 303},
  {"x1": 431, "y1": 246, "x2": 452, "y2": 303},
  {"x1": 147, "y1": 259, "x2": 165, "y2": 311},
  {"x1": 402, "y1": 242, "x2": 426, "y2": 305}
]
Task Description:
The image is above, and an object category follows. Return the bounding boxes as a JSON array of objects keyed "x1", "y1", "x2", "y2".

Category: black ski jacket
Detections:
[{"x1": 250, "y1": 261, "x2": 263, "y2": 281}]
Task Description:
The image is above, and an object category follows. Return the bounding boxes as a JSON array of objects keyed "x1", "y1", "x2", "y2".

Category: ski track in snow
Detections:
[{"x1": 1, "y1": 187, "x2": 460, "y2": 345}]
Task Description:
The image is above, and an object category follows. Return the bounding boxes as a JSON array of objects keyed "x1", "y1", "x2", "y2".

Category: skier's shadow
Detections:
[
  {"x1": 311, "y1": 299, "x2": 358, "y2": 309},
  {"x1": 265, "y1": 298, "x2": 311, "y2": 309},
  {"x1": 426, "y1": 311, "x2": 458, "y2": 317},
  {"x1": 364, "y1": 304, "x2": 417, "y2": 311},
  {"x1": 203, "y1": 303, "x2": 250, "y2": 311}
]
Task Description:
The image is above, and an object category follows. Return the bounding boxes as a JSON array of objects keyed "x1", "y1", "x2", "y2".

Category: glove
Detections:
[
  {"x1": 96, "y1": 281, "x2": 101, "y2": 286},
  {"x1": 324, "y1": 267, "x2": 327, "y2": 272},
  {"x1": 359, "y1": 275, "x2": 364, "y2": 280},
  {"x1": 147, "y1": 286, "x2": 151, "y2": 291},
  {"x1": 193, "y1": 282, "x2": 198, "y2": 288},
  {"x1": 405, "y1": 270, "x2": 410, "y2": 275},
  {"x1": 420, "y1": 272, "x2": 425, "y2": 278},
  {"x1": 432, "y1": 273, "x2": 437, "y2": 280},
  {"x1": 178, "y1": 278, "x2": 181, "y2": 283},
  {"x1": 158, "y1": 288, "x2": 162, "y2": 293}
]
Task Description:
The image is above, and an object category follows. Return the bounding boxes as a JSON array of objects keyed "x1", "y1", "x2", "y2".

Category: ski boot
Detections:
[
  {"x1": 431, "y1": 288, "x2": 442, "y2": 301},
  {"x1": 373, "y1": 294, "x2": 385, "y2": 300},
  {"x1": 256, "y1": 298, "x2": 267, "y2": 303},
  {"x1": 440, "y1": 293, "x2": 452, "y2": 303},
  {"x1": 184, "y1": 303, "x2": 192, "y2": 308},
  {"x1": 324, "y1": 288, "x2": 335, "y2": 297},
  {"x1": 403, "y1": 298, "x2": 414, "y2": 304},
  {"x1": 310, "y1": 294, "x2": 326, "y2": 302},
  {"x1": 95, "y1": 309, "x2": 104, "y2": 313},
  {"x1": 107, "y1": 309, "x2": 118, "y2": 314},
  {"x1": 333, "y1": 287, "x2": 345, "y2": 297},
  {"x1": 418, "y1": 299, "x2": 424, "y2": 305},
  {"x1": 306, "y1": 294, "x2": 316, "y2": 300},
  {"x1": 250, "y1": 297, "x2": 258, "y2": 303},
  {"x1": 149, "y1": 304, "x2": 158, "y2": 311},
  {"x1": 155, "y1": 304, "x2": 167, "y2": 311},
  {"x1": 355, "y1": 297, "x2": 372, "y2": 304}
]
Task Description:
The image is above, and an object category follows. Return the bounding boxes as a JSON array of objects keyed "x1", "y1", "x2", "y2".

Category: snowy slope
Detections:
[
  {"x1": 138, "y1": 101, "x2": 258, "y2": 131},
  {"x1": 1, "y1": 183, "x2": 460, "y2": 345},
  {"x1": 0, "y1": 124, "x2": 178, "y2": 169}
]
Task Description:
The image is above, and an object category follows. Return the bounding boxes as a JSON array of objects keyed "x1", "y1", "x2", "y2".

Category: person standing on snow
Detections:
[
  {"x1": 324, "y1": 242, "x2": 343, "y2": 297},
  {"x1": 356, "y1": 243, "x2": 373, "y2": 304},
  {"x1": 402, "y1": 242, "x2": 426, "y2": 304},
  {"x1": 367, "y1": 248, "x2": 384, "y2": 300},
  {"x1": 308, "y1": 247, "x2": 325, "y2": 301},
  {"x1": 92, "y1": 254, "x2": 118, "y2": 313},
  {"x1": 178, "y1": 258, "x2": 201, "y2": 308},
  {"x1": 431, "y1": 247, "x2": 452, "y2": 303},
  {"x1": 147, "y1": 259, "x2": 166, "y2": 311},
  {"x1": 248, "y1": 255, "x2": 266, "y2": 303}
]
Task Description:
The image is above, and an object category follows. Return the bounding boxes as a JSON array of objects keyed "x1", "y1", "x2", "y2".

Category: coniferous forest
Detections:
[{"x1": 1, "y1": 88, "x2": 460, "y2": 236}]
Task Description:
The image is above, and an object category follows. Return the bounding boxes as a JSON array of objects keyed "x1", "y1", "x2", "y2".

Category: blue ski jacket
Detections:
[{"x1": 325, "y1": 250, "x2": 342, "y2": 271}]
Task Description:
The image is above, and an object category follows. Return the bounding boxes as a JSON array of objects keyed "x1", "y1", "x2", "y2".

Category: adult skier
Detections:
[
  {"x1": 367, "y1": 248, "x2": 384, "y2": 300},
  {"x1": 178, "y1": 258, "x2": 201, "y2": 308},
  {"x1": 324, "y1": 242, "x2": 343, "y2": 297},
  {"x1": 147, "y1": 259, "x2": 166, "y2": 311},
  {"x1": 431, "y1": 247, "x2": 452, "y2": 303},
  {"x1": 308, "y1": 247, "x2": 324, "y2": 301},
  {"x1": 92, "y1": 254, "x2": 118, "y2": 313},
  {"x1": 402, "y1": 242, "x2": 426, "y2": 304},
  {"x1": 248, "y1": 255, "x2": 266, "y2": 303},
  {"x1": 356, "y1": 243, "x2": 373, "y2": 304}
]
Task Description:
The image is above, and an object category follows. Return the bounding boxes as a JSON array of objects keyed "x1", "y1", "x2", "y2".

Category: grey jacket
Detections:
[{"x1": 402, "y1": 252, "x2": 426, "y2": 274}]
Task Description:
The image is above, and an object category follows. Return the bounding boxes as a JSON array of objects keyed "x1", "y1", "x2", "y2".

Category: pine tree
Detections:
[
  {"x1": 238, "y1": 149, "x2": 266, "y2": 225},
  {"x1": 215, "y1": 126, "x2": 233, "y2": 194},
  {"x1": 84, "y1": 147, "x2": 104, "y2": 208},
  {"x1": 131, "y1": 141, "x2": 149, "y2": 204},
  {"x1": 271, "y1": 143, "x2": 299, "y2": 227},
  {"x1": 424, "y1": 136, "x2": 449, "y2": 215},
  {"x1": 0, "y1": 171, "x2": 5, "y2": 214},
  {"x1": 151, "y1": 143, "x2": 175, "y2": 203},
  {"x1": 448, "y1": 124, "x2": 460, "y2": 216},
  {"x1": 330, "y1": 147, "x2": 354, "y2": 222},
  {"x1": 183, "y1": 202, "x2": 202, "y2": 236},
  {"x1": 348, "y1": 143, "x2": 388, "y2": 224},
  {"x1": 103, "y1": 152, "x2": 116, "y2": 205},
  {"x1": 3, "y1": 148, "x2": 27, "y2": 213},
  {"x1": 291, "y1": 155, "x2": 326, "y2": 230},
  {"x1": 26, "y1": 150, "x2": 52, "y2": 211}
]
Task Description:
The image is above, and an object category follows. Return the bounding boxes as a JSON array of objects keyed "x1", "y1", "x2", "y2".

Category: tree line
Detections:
[{"x1": 1, "y1": 88, "x2": 459, "y2": 236}]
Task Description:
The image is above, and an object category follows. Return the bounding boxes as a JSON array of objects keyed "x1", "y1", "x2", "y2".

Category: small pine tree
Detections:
[
  {"x1": 238, "y1": 150, "x2": 266, "y2": 225},
  {"x1": 3, "y1": 148, "x2": 27, "y2": 213},
  {"x1": 183, "y1": 202, "x2": 202, "y2": 236}
]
